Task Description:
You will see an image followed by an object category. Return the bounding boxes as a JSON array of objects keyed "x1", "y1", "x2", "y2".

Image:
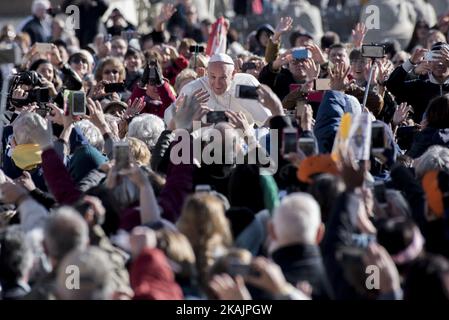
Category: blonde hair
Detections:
[
  {"x1": 188, "y1": 53, "x2": 209, "y2": 69},
  {"x1": 156, "y1": 229, "x2": 197, "y2": 280},
  {"x1": 177, "y1": 193, "x2": 232, "y2": 290},
  {"x1": 127, "y1": 137, "x2": 151, "y2": 166},
  {"x1": 95, "y1": 57, "x2": 126, "y2": 82},
  {"x1": 174, "y1": 68, "x2": 198, "y2": 94}
]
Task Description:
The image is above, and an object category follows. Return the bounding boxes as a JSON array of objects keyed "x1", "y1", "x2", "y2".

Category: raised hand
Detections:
[
  {"x1": 209, "y1": 274, "x2": 252, "y2": 300},
  {"x1": 329, "y1": 62, "x2": 352, "y2": 91},
  {"x1": 257, "y1": 84, "x2": 284, "y2": 116},
  {"x1": 376, "y1": 59, "x2": 394, "y2": 84},
  {"x1": 410, "y1": 48, "x2": 428, "y2": 65},
  {"x1": 303, "y1": 59, "x2": 320, "y2": 81},
  {"x1": 392, "y1": 102, "x2": 412, "y2": 126},
  {"x1": 272, "y1": 50, "x2": 292, "y2": 71},
  {"x1": 124, "y1": 96, "x2": 145, "y2": 120},
  {"x1": 273, "y1": 17, "x2": 293, "y2": 42},
  {"x1": 352, "y1": 22, "x2": 368, "y2": 49},
  {"x1": 305, "y1": 43, "x2": 327, "y2": 65}
]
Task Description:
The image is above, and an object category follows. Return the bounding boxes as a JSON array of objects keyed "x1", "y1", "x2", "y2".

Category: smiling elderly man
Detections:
[{"x1": 166, "y1": 53, "x2": 272, "y2": 127}]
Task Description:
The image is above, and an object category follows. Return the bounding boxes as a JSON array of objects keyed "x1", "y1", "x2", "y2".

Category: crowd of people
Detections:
[{"x1": 1, "y1": 0, "x2": 449, "y2": 300}]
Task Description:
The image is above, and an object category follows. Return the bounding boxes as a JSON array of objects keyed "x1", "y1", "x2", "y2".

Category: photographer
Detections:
[
  {"x1": 386, "y1": 42, "x2": 449, "y2": 123},
  {"x1": 128, "y1": 61, "x2": 176, "y2": 119}
]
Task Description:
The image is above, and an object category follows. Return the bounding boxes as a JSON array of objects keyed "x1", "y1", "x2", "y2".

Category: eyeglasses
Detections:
[
  {"x1": 70, "y1": 57, "x2": 88, "y2": 65},
  {"x1": 103, "y1": 69, "x2": 119, "y2": 75}
]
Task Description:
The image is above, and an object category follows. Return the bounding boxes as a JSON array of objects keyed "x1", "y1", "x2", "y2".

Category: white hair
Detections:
[
  {"x1": 32, "y1": 0, "x2": 50, "y2": 14},
  {"x1": 273, "y1": 192, "x2": 321, "y2": 245},
  {"x1": 75, "y1": 119, "x2": 104, "y2": 152},
  {"x1": 56, "y1": 247, "x2": 114, "y2": 300},
  {"x1": 127, "y1": 114, "x2": 165, "y2": 150},
  {"x1": 44, "y1": 206, "x2": 89, "y2": 262},
  {"x1": 13, "y1": 112, "x2": 47, "y2": 145},
  {"x1": 414, "y1": 145, "x2": 449, "y2": 179}
]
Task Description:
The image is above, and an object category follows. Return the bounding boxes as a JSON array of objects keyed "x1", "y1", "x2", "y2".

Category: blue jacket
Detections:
[{"x1": 314, "y1": 90, "x2": 361, "y2": 153}]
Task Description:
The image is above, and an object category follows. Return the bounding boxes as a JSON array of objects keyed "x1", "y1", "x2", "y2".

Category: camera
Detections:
[
  {"x1": 189, "y1": 45, "x2": 205, "y2": 53},
  {"x1": 361, "y1": 44, "x2": 385, "y2": 59},
  {"x1": 8, "y1": 71, "x2": 49, "y2": 108}
]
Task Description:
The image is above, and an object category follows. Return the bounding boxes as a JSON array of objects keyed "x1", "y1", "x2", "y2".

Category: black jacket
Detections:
[
  {"x1": 21, "y1": 16, "x2": 47, "y2": 44},
  {"x1": 407, "y1": 127, "x2": 449, "y2": 159},
  {"x1": 271, "y1": 244, "x2": 334, "y2": 300},
  {"x1": 259, "y1": 63, "x2": 301, "y2": 101},
  {"x1": 386, "y1": 66, "x2": 449, "y2": 123}
]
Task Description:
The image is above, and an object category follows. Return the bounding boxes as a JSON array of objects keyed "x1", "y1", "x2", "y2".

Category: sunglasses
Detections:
[
  {"x1": 70, "y1": 57, "x2": 88, "y2": 65},
  {"x1": 103, "y1": 69, "x2": 119, "y2": 75}
]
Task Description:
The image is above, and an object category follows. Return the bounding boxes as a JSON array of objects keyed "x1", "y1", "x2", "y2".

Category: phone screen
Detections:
[
  {"x1": 298, "y1": 139, "x2": 317, "y2": 156},
  {"x1": 206, "y1": 111, "x2": 228, "y2": 124},
  {"x1": 114, "y1": 143, "x2": 130, "y2": 171},
  {"x1": 104, "y1": 82, "x2": 125, "y2": 93},
  {"x1": 236, "y1": 85, "x2": 258, "y2": 100},
  {"x1": 371, "y1": 125, "x2": 386, "y2": 150},
  {"x1": 72, "y1": 91, "x2": 86, "y2": 115},
  {"x1": 282, "y1": 130, "x2": 298, "y2": 154}
]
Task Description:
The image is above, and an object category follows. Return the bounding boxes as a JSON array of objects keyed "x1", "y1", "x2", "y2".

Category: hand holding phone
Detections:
[
  {"x1": 104, "y1": 82, "x2": 125, "y2": 93},
  {"x1": 235, "y1": 85, "x2": 259, "y2": 100},
  {"x1": 114, "y1": 142, "x2": 130, "y2": 171},
  {"x1": 206, "y1": 111, "x2": 228, "y2": 124},
  {"x1": 282, "y1": 128, "x2": 298, "y2": 155}
]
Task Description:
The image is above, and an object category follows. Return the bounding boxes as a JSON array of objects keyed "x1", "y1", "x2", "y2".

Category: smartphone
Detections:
[
  {"x1": 361, "y1": 44, "x2": 385, "y2": 58},
  {"x1": 373, "y1": 181, "x2": 387, "y2": 205},
  {"x1": 282, "y1": 128, "x2": 298, "y2": 155},
  {"x1": 295, "y1": 100, "x2": 305, "y2": 118},
  {"x1": 371, "y1": 122, "x2": 386, "y2": 153},
  {"x1": 104, "y1": 82, "x2": 125, "y2": 93},
  {"x1": 206, "y1": 111, "x2": 228, "y2": 124},
  {"x1": 35, "y1": 42, "x2": 52, "y2": 54},
  {"x1": 114, "y1": 142, "x2": 130, "y2": 171},
  {"x1": 228, "y1": 261, "x2": 260, "y2": 277},
  {"x1": 298, "y1": 137, "x2": 317, "y2": 157},
  {"x1": 195, "y1": 184, "x2": 212, "y2": 192},
  {"x1": 235, "y1": 85, "x2": 259, "y2": 100},
  {"x1": 313, "y1": 78, "x2": 331, "y2": 91},
  {"x1": 292, "y1": 48, "x2": 311, "y2": 60},
  {"x1": 289, "y1": 83, "x2": 302, "y2": 92},
  {"x1": 71, "y1": 91, "x2": 86, "y2": 116},
  {"x1": 189, "y1": 45, "x2": 205, "y2": 53}
]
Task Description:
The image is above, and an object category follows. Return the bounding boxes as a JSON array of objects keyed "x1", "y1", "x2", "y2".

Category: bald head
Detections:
[
  {"x1": 272, "y1": 193, "x2": 322, "y2": 245},
  {"x1": 208, "y1": 61, "x2": 234, "y2": 95}
]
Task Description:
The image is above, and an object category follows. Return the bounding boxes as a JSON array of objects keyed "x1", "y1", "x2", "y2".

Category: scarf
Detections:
[{"x1": 11, "y1": 144, "x2": 42, "y2": 170}]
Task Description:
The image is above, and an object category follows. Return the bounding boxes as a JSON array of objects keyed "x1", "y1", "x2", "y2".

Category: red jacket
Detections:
[
  {"x1": 163, "y1": 55, "x2": 189, "y2": 86},
  {"x1": 41, "y1": 148, "x2": 82, "y2": 205},
  {"x1": 129, "y1": 81, "x2": 176, "y2": 119},
  {"x1": 130, "y1": 248, "x2": 183, "y2": 300}
]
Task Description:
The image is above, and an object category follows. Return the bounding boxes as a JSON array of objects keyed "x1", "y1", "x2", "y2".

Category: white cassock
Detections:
[{"x1": 164, "y1": 73, "x2": 272, "y2": 127}]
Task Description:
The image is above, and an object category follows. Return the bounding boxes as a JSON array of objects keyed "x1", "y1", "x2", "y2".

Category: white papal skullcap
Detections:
[{"x1": 208, "y1": 53, "x2": 235, "y2": 66}]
